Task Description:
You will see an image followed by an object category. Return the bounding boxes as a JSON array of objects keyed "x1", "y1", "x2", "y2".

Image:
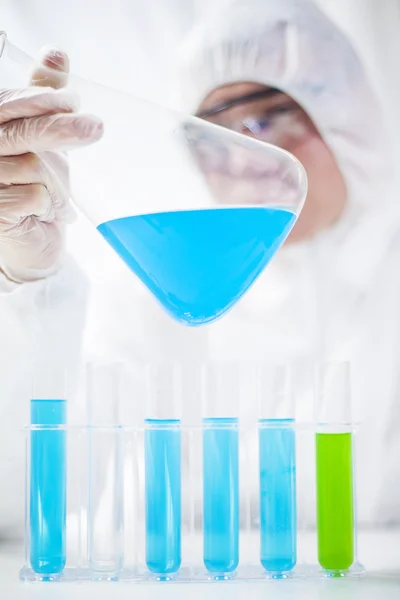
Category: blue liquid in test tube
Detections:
[
  {"x1": 30, "y1": 399, "x2": 67, "y2": 575},
  {"x1": 259, "y1": 419, "x2": 296, "y2": 574},
  {"x1": 203, "y1": 418, "x2": 239, "y2": 574},
  {"x1": 145, "y1": 419, "x2": 181, "y2": 574}
]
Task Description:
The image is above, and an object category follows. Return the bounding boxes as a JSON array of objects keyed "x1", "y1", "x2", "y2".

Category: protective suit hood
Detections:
[
  {"x1": 179, "y1": 0, "x2": 400, "y2": 293},
  {"x1": 176, "y1": 2, "x2": 400, "y2": 527}
]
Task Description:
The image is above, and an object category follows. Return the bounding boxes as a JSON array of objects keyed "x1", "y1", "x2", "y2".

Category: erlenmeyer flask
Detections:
[{"x1": 0, "y1": 33, "x2": 307, "y2": 326}]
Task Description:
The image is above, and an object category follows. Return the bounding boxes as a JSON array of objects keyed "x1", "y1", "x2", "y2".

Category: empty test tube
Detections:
[
  {"x1": 144, "y1": 364, "x2": 182, "y2": 575},
  {"x1": 87, "y1": 363, "x2": 124, "y2": 576},
  {"x1": 202, "y1": 363, "x2": 239, "y2": 575},
  {"x1": 258, "y1": 365, "x2": 296, "y2": 575},
  {"x1": 315, "y1": 362, "x2": 354, "y2": 573},
  {"x1": 30, "y1": 364, "x2": 67, "y2": 575}
]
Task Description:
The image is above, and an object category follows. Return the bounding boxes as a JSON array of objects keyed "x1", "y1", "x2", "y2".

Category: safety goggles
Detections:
[{"x1": 196, "y1": 87, "x2": 314, "y2": 149}]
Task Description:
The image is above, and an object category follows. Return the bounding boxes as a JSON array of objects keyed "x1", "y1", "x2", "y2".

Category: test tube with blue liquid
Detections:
[
  {"x1": 30, "y1": 363, "x2": 67, "y2": 576},
  {"x1": 258, "y1": 364, "x2": 297, "y2": 576},
  {"x1": 87, "y1": 363, "x2": 124, "y2": 577},
  {"x1": 144, "y1": 363, "x2": 182, "y2": 576},
  {"x1": 202, "y1": 363, "x2": 240, "y2": 576}
]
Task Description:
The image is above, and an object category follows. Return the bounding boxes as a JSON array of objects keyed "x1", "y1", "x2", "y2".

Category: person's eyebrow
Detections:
[{"x1": 196, "y1": 87, "x2": 283, "y2": 118}]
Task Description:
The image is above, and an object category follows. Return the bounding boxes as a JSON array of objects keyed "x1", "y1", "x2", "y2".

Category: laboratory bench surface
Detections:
[{"x1": 1, "y1": 530, "x2": 399, "y2": 600}]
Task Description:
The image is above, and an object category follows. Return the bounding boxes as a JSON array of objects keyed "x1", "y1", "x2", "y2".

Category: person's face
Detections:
[{"x1": 196, "y1": 82, "x2": 347, "y2": 242}]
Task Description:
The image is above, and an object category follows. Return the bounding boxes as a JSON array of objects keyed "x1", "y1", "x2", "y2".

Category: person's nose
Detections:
[{"x1": 228, "y1": 145, "x2": 280, "y2": 179}]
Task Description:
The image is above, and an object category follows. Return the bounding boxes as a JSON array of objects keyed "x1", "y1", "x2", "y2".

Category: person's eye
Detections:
[{"x1": 254, "y1": 119, "x2": 271, "y2": 132}]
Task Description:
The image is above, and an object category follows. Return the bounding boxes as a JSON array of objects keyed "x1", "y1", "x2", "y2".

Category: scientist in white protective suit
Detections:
[{"x1": 0, "y1": 0, "x2": 400, "y2": 538}]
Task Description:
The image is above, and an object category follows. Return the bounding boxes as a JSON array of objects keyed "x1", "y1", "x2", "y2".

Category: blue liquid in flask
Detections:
[
  {"x1": 145, "y1": 419, "x2": 181, "y2": 575},
  {"x1": 97, "y1": 207, "x2": 296, "y2": 326},
  {"x1": 30, "y1": 400, "x2": 67, "y2": 575},
  {"x1": 203, "y1": 418, "x2": 239, "y2": 574},
  {"x1": 259, "y1": 419, "x2": 297, "y2": 574}
]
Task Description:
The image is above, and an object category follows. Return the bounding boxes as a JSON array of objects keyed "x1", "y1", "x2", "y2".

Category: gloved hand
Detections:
[{"x1": 0, "y1": 48, "x2": 103, "y2": 283}]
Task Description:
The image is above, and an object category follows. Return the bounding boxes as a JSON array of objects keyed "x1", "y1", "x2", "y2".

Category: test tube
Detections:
[
  {"x1": 87, "y1": 363, "x2": 124, "y2": 576},
  {"x1": 202, "y1": 363, "x2": 239, "y2": 575},
  {"x1": 30, "y1": 363, "x2": 67, "y2": 576},
  {"x1": 258, "y1": 365, "x2": 296, "y2": 575},
  {"x1": 315, "y1": 362, "x2": 354, "y2": 573},
  {"x1": 144, "y1": 363, "x2": 182, "y2": 575}
]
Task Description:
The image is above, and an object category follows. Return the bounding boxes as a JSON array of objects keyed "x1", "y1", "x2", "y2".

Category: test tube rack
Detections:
[
  {"x1": 21, "y1": 418, "x2": 364, "y2": 583},
  {"x1": 21, "y1": 361, "x2": 364, "y2": 583}
]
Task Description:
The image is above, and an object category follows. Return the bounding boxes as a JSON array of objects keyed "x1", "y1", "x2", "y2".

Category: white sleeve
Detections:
[{"x1": 0, "y1": 256, "x2": 88, "y2": 539}]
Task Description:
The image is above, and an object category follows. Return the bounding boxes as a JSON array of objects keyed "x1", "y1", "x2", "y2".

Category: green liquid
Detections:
[{"x1": 316, "y1": 433, "x2": 354, "y2": 571}]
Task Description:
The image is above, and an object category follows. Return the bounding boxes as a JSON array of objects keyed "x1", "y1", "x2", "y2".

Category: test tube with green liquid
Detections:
[{"x1": 315, "y1": 362, "x2": 354, "y2": 573}]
